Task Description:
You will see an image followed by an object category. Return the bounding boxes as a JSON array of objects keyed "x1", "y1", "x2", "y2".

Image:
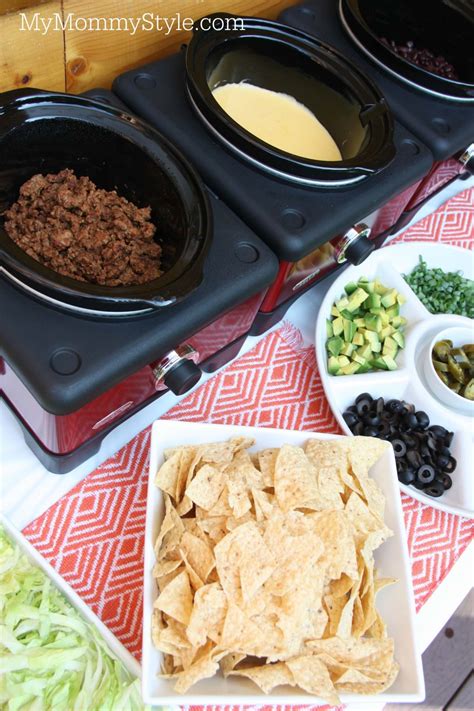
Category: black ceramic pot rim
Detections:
[
  {"x1": 339, "y1": 0, "x2": 474, "y2": 103},
  {"x1": 186, "y1": 13, "x2": 396, "y2": 187},
  {"x1": 0, "y1": 89, "x2": 212, "y2": 314}
]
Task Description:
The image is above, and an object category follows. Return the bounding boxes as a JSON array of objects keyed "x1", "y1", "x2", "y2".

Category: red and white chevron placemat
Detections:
[{"x1": 22, "y1": 188, "x2": 474, "y2": 710}]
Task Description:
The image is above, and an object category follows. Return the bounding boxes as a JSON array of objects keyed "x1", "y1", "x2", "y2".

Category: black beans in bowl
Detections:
[{"x1": 343, "y1": 394, "x2": 456, "y2": 498}]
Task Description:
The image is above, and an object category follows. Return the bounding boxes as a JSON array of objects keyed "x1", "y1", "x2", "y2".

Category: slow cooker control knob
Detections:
[
  {"x1": 152, "y1": 345, "x2": 201, "y2": 395},
  {"x1": 335, "y1": 223, "x2": 374, "y2": 265},
  {"x1": 459, "y1": 143, "x2": 474, "y2": 175}
]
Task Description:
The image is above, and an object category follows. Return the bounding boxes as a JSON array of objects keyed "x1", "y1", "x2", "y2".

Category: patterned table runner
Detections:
[{"x1": 22, "y1": 188, "x2": 474, "y2": 707}]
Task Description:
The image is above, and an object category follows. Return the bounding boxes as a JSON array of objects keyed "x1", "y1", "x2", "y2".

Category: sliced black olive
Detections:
[
  {"x1": 428, "y1": 425, "x2": 448, "y2": 439},
  {"x1": 353, "y1": 421, "x2": 365, "y2": 436},
  {"x1": 444, "y1": 456, "x2": 457, "y2": 473},
  {"x1": 415, "y1": 411, "x2": 430, "y2": 429},
  {"x1": 444, "y1": 431, "x2": 454, "y2": 448},
  {"x1": 343, "y1": 411, "x2": 359, "y2": 428},
  {"x1": 364, "y1": 413, "x2": 381, "y2": 427},
  {"x1": 387, "y1": 399, "x2": 403, "y2": 414},
  {"x1": 356, "y1": 398, "x2": 372, "y2": 416},
  {"x1": 427, "y1": 436, "x2": 438, "y2": 451},
  {"x1": 346, "y1": 405, "x2": 358, "y2": 415},
  {"x1": 420, "y1": 444, "x2": 431, "y2": 459},
  {"x1": 399, "y1": 467, "x2": 416, "y2": 486},
  {"x1": 435, "y1": 473, "x2": 452, "y2": 490},
  {"x1": 403, "y1": 413, "x2": 418, "y2": 430},
  {"x1": 375, "y1": 397, "x2": 385, "y2": 415},
  {"x1": 407, "y1": 450, "x2": 423, "y2": 468},
  {"x1": 356, "y1": 393, "x2": 373, "y2": 405},
  {"x1": 391, "y1": 439, "x2": 407, "y2": 458},
  {"x1": 401, "y1": 432, "x2": 416, "y2": 448},
  {"x1": 436, "y1": 453, "x2": 450, "y2": 469},
  {"x1": 364, "y1": 426, "x2": 379, "y2": 437},
  {"x1": 424, "y1": 483, "x2": 444, "y2": 497},
  {"x1": 414, "y1": 480, "x2": 427, "y2": 490},
  {"x1": 438, "y1": 444, "x2": 451, "y2": 458},
  {"x1": 417, "y1": 464, "x2": 435, "y2": 484},
  {"x1": 376, "y1": 421, "x2": 391, "y2": 438}
]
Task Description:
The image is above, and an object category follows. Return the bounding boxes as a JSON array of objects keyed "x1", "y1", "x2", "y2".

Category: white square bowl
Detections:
[{"x1": 143, "y1": 419, "x2": 425, "y2": 705}]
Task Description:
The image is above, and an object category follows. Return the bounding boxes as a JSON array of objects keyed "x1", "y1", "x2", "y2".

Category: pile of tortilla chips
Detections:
[{"x1": 152, "y1": 435, "x2": 399, "y2": 701}]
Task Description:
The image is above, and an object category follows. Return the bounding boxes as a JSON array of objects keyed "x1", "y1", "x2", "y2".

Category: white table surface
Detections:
[{"x1": 1, "y1": 177, "x2": 473, "y2": 701}]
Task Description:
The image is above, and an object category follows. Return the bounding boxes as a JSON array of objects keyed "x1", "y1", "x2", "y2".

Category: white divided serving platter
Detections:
[
  {"x1": 143, "y1": 418, "x2": 424, "y2": 706},
  {"x1": 0, "y1": 514, "x2": 141, "y2": 680},
  {"x1": 315, "y1": 242, "x2": 474, "y2": 518}
]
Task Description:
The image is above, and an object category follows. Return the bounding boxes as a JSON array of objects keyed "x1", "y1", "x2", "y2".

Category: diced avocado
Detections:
[
  {"x1": 380, "y1": 310, "x2": 390, "y2": 327},
  {"x1": 328, "y1": 356, "x2": 340, "y2": 375},
  {"x1": 364, "y1": 280, "x2": 375, "y2": 294},
  {"x1": 344, "y1": 281, "x2": 358, "y2": 295},
  {"x1": 365, "y1": 314, "x2": 382, "y2": 333},
  {"x1": 336, "y1": 296, "x2": 350, "y2": 311},
  {"x1": 374, "y1": 279, "x2": 388, "y2": 295},
  {"x1": 392, "y1": 315, "x2": 407, "y2": 328},
  {"x1": 341, "y1": 362, "x2": 360, "y2": 375},
  {"x1": 332, "y1": 317, "x2": 344, "y2": 337},
  {"x1": 352, "y1": 353, "x2": 366, "y2": 365},
  {"x1": 382, "y1": 355, "x2": 398, "y2": 371},
  {"x1": 357, "y1": 362, "x2": 371, "y2": 374},
  {"x1": 357, "y1": 275, "x2": 369, "y2": 284},
  {"x1": 367, "y1": 293, "x2": 381, "y2": 309},
  {"x1": 354, "y1": 317, "x2": 366, "y2": 328},
  {"x1": 352, "y1": 332, "x2": 364, "y2": 346},
  {"x1": 326, "y1": 319, "x2": 334, "y2": 338},
  {"x1": 369, "y1": 307, "x2": 383, "y2": 315},
  {"x1": 338, "y1": 355, "x2": 350, "y2": 367},
  {"x1": 331, "y1": 305, "x2": 341, "y2": 318},
  {"x1": 343, "y1": 319, "x2": 357, "y2": 342},
  {"x1": 363, "y1": 329, "x2": 380, "y2": 348},
  {"x1": 392, "y1": 331, "x2": 405, "y2": 349},
  {"x1": 383, "y1": 336, "x2": 398, "y2": 358},
  {"x1": 327, "y1": 336, "x2": 344, "y2": 357},
  {"x1": 373, "y1": 356, "x2": 388, "y2": 370},
  {"x1": 356, "y1": 343, "x2": 373, "y2": 360},
  {"x1": 341, "y1": 342, "x2": 355, "y2": 357},
  {"x1": 340, "y1": 308, "x2": 356, "y2": 320},
  {"x1": 386, "y1": 304, "x2": 399, "y2": 319},
  {"x1": 380, "y1": 325, "x2": 395, "y2": 341},
  {"x1": 381, "y1": 289, "x2": 398, "y2": 308},
  {"x1": 397, "y1": 293, "x2": 407, "y2": 305},
  {"x1": 347, "y1": 287, "x2": 369, "y2": 312}
]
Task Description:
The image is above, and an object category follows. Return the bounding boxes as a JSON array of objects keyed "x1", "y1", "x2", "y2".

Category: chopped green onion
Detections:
[{"x1": 404, "y1": 256, "x2": 474, "y2": 318}]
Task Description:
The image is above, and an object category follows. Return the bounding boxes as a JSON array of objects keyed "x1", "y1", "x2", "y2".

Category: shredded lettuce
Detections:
[{"x1": 0, "y1": 524, "x2": 148, "y2": 710}]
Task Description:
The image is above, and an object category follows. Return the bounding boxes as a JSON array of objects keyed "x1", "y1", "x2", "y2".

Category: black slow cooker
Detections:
[
  {"x1": 186, "y1": 14, "x2": 396, "y2": 186},
  {"x1": 0, "y1": 90, "x2": 212, "y2": 315},
  {"x1": 340, "y1": 0, "x2": 474, "y2": 102}
]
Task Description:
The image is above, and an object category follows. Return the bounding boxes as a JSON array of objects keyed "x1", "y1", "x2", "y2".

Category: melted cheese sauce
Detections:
[{"x1": 212, "y1": 82, "x2": 342, "y2": 161}]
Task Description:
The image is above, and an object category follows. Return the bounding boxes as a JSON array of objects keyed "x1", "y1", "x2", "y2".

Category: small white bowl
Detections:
[{"x1": 425, "y1": 326, "x2": 474, "y2": 416}]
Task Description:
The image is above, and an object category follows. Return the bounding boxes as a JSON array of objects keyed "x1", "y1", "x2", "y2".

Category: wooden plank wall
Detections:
[{"x1": 0, "y1": 0, "x2": 293, "y2": 94}]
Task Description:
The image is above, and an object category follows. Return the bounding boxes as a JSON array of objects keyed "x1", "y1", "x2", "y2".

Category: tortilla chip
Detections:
[
  {"x1": 185, "y1": 463, "x2": 225, "y2": 510},
  {"x1": 274, "y1": 445, "x2": 320, "y2": 511},
  {"x1": 155, "y1": 570, "x2": 194, "y2": 625},
  {"x1": 310, "y1": 510, "x2": 358, "y2": 580},
  {"x1": 229, "y1": 661, "x2": 294, "y2": 693},
  {"x1": 186, "y1": 583, "x2": 227, "y2": 647},
  {"x1": 179, "y1": 531, "x2": 215, "y2": 583},
  {"x1": 258, "y1": 448, "x2": 279, "y2": 487},
  {"x1": 220, "y1": 652, "x2": 247, "y2": 677},
  {"x1": 286, "y1": 655, "x2": 339, "y2": 704},
  {"x1": 155, "y1": 451, "x2": 181, "y2": 499}
]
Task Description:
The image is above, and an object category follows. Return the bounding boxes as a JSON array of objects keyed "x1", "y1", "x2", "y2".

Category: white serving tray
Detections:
[
  {"x1": 0, "y1": 513, "x2": 141, "y2": 681},
  {"x1": 143, "y1": 419, "x2": 424, "y2": 706},
  {"x1": 315, "y1": 242, "x2": 474, "y2": 518}
]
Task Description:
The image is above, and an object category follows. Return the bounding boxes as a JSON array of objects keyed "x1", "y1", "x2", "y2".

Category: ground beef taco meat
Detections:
[{"x1": 3, "y1": 168, "x2": 162, "y2": 287}]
